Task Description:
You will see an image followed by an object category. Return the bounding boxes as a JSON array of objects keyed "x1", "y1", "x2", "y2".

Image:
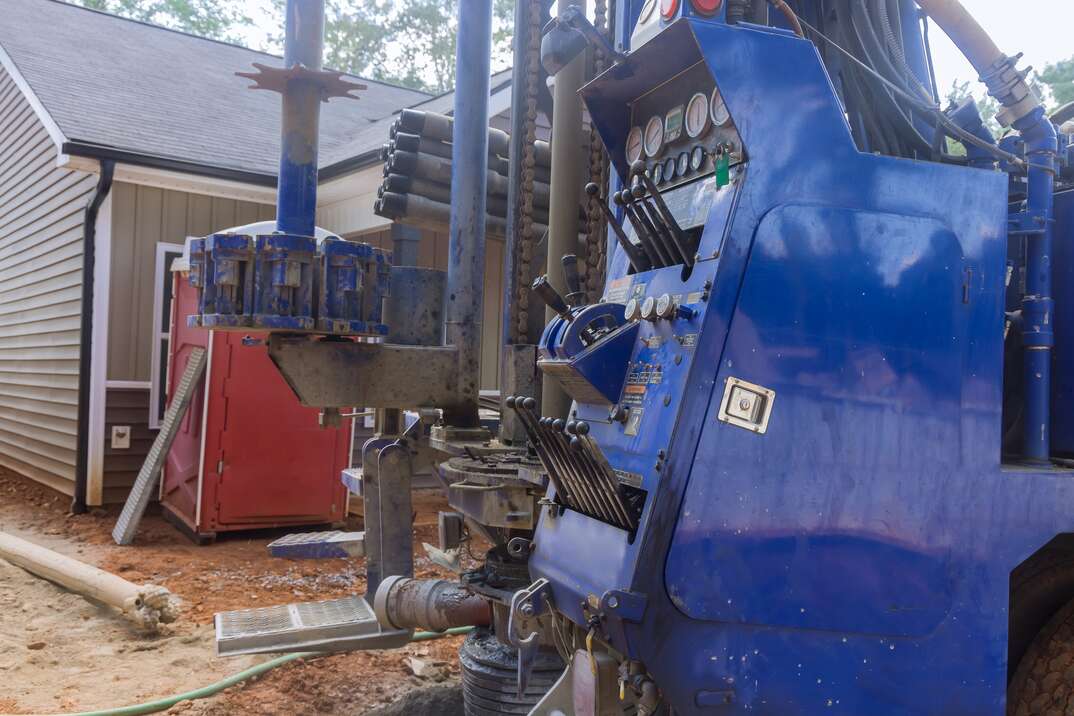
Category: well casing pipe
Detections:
[
  {"x1": 275, "y1": 0, "x2": 325, "y2": 236},
  {"x1": 541, "y1": 0, "x2": 587, "y2": 420},
  {"x1": 443, "y1": 0, "x2": 494, "y2": 427},
  {"x1": 374, "y1": 576, "x2": 491, "y2": 631}
]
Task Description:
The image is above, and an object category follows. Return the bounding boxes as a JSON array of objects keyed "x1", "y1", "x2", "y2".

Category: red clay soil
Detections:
[{"x1": 0, "y1": 467, "x2": 475, "y2": 715}]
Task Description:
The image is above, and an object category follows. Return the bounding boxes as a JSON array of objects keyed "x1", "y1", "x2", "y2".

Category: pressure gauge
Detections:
[
  {"x1": 653, "y1": 162, "x2": 664, "y2": 185},
  {"x1": 663, "y1": 156, "x2": 677, "y2": 181},
  {"x1": 677, "y1": 151, "x2": 690, "y2": 177},
  {"x1": 710, "y1": 87, "x2": 731, "y2": 127},
  {"x1": 684, "y1": 92, "x2": 711, "y2": 138},
  {"x1": 625, "y1": 297, "x2": 643, "y2": 321},
  {"x1": 643, "y1": 115, "x2": 665, "y2": 158},
  {"x1": 626, "y1": 126, "x2": 644, "y2": 164},
  {"x1": 690, "y1": 145, "x2": 706, "y2": 172}
]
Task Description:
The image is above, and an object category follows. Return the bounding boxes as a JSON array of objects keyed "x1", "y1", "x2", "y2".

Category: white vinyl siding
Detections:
[{"x1": 0, "y1": 66, "x2": 96, "y2": 495}]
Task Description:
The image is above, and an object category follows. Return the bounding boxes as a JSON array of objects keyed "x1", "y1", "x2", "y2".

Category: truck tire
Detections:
[{"x1": 1007, "y1": 596, "x2": 1074, "y2": 714}]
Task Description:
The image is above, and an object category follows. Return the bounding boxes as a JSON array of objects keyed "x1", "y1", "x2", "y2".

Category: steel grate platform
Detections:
[
  {"x1": 267, "y1": 530, "x2": 366, "y2": 559},
  {"x1": 215, "y1": 595, "x2": 411, "y2": 656}
]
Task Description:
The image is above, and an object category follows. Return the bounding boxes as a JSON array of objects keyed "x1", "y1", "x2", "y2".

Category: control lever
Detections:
[
  {"x1": 585, "y1": 183, "x2": 650, "y2": 273},
  {"x1": 634, "y1": 195, "x2": 688, "y2": 267},
  {"x1": 531, "y1": 275, "x2": 572, "y2": 322},
  {"x1": 532, "y1": 275, "x2": 604, "y2": 345},
  {"x1": 561, "y1": 254, "x2": 585, "y2": 307},
  {"x1": 621, "y1": 190, "x2": 674, "y2": 267},
  {"x1": 614, "y1": 191, "x2": 664, "y2": 269},
  {"x1": 630, "y1": 160, "x2": 694, "y2": 268}
]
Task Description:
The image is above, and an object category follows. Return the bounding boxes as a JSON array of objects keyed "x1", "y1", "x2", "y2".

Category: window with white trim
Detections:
[{"x1": 150, "y1": 242, "x2": 185, "y2": 429}]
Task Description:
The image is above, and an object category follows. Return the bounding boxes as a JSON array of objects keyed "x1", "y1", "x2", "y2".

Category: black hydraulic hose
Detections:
[
  {"x1": 72, "y1": 160, "x2": 115, "y2": 514},
  {"x1": 846, "y1": 0, "x2": 932, "y2": 154},
  {"x1": 798, "y1": 13, "x2": 1026, "y2": 167}
]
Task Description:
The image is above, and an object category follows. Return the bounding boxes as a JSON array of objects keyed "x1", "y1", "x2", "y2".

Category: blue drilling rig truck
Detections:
[{"x1": 189, "y1": 0, "x2": 1074, "y2": 713}]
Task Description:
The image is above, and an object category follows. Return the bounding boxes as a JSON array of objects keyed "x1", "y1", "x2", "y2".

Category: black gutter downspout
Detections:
[{"x1": 72, "y1": 160, "x2": 115, "y2": 514}]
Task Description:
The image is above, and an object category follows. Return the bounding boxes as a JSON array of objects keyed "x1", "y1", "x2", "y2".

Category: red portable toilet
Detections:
[{"x1": 160, "y1": 246, "x2": 351, "y2": 542}]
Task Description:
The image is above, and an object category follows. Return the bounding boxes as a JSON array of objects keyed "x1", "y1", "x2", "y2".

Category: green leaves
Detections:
[
  {"x1": 315, "y1": 0, "x2": 515, "y2": 93},
  {"x1": 1039, "y1": 58, "x2": 1074, "y2": 109},
  {"x1": 78, "y1": 0, "x2": 516, "y2": 93},
  {"x1": 75, "y1": 0, "x2": 253, "y2": 43}
]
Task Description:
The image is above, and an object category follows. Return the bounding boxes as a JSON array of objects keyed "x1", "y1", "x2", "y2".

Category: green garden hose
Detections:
[{"x1": 63, "y1": 626, "x2": 474, "y2": 716}]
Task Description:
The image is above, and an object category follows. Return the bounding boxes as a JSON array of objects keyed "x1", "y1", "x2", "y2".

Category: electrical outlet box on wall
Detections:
[{"x1": 111, "y1": 425, "x2": 131, "y2": 450}]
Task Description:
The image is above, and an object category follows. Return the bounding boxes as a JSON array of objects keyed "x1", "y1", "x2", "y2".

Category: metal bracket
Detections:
[
  {"x1": 1008, "y1": 210, "x2": 1051, "y2": 236},
  {"x1": 237, "y1": 62, "x2": 366, "y2": 101},
  {"x1": 508, "y1": 578, "x2": 554, "y2": 697},
  {"x1": 599, "y1": 589, "x2": 647, "y2": 623}
]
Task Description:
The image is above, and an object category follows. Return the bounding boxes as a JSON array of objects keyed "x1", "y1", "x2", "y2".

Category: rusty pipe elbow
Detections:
[{"x1": 373, "y1": 576, "x2": 491, "y2": 631}]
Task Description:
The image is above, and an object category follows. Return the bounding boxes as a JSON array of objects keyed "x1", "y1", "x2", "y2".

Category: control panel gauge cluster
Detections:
[{"x1": 622, "y1": 61, "x2": 743, "y2": 193}]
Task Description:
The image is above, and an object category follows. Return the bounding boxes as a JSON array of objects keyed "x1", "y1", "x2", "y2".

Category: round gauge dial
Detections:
[
  {"x1": 685, "y1": 92, "x2": 711, "y2": 138},
  {"x1": 652, "y1": 163, "x2": 664, "y2": 185},
  {"x1": 690, "y1": 145, "x2": 706, "y2": 171},
  {"x1": 625, "y1": 297, "x2": 642, "y2": 321},
  {"x1": 643, "y1": 116, "x2": 665, "y2": 158},
  {"x1": 677, "y1": 151, "x2": 690, "y2": 177},
  {"x1": 625, "y1": 126, "x2": 644, "y2": 164},
  {"x1": 710, "y1": 87, "x2": 731, "y2": 127},
  {"x1": 663, "y1": 156, "x2": 677, "y2": 181}
]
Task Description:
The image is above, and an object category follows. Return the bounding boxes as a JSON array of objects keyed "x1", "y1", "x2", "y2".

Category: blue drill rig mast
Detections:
[{"x1": 194, "y1": 0, "x2": 1074, "y2": 713}]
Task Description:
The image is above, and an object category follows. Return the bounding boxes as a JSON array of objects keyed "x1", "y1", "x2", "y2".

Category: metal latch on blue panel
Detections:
[{"x1": 717, "y1": 377, "x2": 775, "y2": 434}]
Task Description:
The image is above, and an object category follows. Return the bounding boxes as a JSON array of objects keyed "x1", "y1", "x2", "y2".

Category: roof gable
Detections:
[{"x1": 0, "y1": 0, "x2": 431, "y2": 178}]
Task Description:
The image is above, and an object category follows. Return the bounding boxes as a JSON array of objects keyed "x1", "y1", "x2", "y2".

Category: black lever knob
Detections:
[
  {"x1": 561, "y1": 254, "x2": 584, "y2": 306},
  {"x1": 532, "y1": 275, "x2": 572, "y2": 321}
]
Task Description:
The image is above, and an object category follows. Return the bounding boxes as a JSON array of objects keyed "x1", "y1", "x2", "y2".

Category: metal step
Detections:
[
  {"x1": 215, "y1": 595, "x2": 411, "y2": 656},
  {"x1": 340, "y1": 467, "x2": 363, "y2": 495},
  {"x1": 340, "y1": 465, "x2": 443, "y2": 495},
  {"x1": 267, "y1": 530, "x2": 366, "y2": 559}
]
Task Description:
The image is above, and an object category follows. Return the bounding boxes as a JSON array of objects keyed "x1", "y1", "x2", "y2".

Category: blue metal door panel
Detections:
[{"x1": 666, "y1": 204, "x2": 968, "y2": 635}]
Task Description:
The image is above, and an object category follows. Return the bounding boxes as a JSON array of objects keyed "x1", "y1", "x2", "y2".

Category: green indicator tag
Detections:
[{"x1": 716, "y1": 153, "x2": 730, "y2": 187}]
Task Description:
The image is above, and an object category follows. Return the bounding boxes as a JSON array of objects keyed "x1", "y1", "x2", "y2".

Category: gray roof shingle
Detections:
[{"x1": 0, "y1": 0, "x2": 431, "y2": 178}]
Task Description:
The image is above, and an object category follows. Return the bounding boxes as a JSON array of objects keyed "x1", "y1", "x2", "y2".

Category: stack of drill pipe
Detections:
[{"x1": 374, "y1": 109, "x2": 552, "y2": 237}]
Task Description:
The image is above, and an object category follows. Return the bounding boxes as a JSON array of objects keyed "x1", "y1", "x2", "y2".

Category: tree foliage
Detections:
[
  {"x1": 269, "y1": 0, "x2": 515, "y2": 93},
  {"x1": 1039, "y1": 57, "x2": 1074, "y2": 109},
  {"x1": 75, "y1": 0, "x2": 252, "y2": 42}
]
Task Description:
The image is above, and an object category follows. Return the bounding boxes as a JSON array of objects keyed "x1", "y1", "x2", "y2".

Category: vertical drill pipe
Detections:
[
  {"x1": 444, "y1": 0, "x2": 493, "y2": 427},
  {"x1": 275, "y1": 0, "x2": 325, "y2": 237},
  {"x1": 500, "y1": 0, "x2": 537, "y2": 448},
  {"x1": 542, "y1": 0, "x2": 587, "y2": 420},
  {"x1": 502, "y1": 0, "x2": 540, "y2": 350},
  {"x1": 1018, "y1": 110, "x2": 1058, "y2": 462}
]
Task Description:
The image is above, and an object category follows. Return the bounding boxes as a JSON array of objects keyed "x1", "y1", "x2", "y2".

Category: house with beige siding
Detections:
[{"x1": 0, "y1": 0, "x2": 526, "y2": 507}]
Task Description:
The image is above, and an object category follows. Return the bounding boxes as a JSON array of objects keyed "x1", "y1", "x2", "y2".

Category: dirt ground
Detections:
[{"x1": 0, "y1": 467, "x2": 471, "y2": 715}]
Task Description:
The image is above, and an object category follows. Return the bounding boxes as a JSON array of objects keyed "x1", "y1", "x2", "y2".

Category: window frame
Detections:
[{"x1": 149, "y1": 241, "x2": 186, "y2": 430}]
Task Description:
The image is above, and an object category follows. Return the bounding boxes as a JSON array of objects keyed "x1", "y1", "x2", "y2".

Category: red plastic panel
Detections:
[{"x1": 162, "y1": 273, "x2": 349, "y2": 534}]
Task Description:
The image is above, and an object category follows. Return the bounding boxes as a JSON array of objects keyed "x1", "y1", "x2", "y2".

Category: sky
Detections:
[
  {"x1": 925, "y1": 0, "x2": 1071, "y2": 98},
  {"x1": 240, "y1": 1, "x2": 1071, "y2": 98}
]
